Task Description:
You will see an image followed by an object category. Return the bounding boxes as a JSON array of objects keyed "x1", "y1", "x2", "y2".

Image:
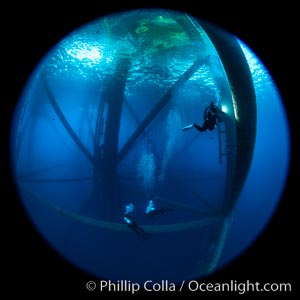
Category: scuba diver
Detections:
[
  {"x1": 123, "y1": 203, "x2": 150, "y2": 238},
  {"x1": 182, "y1": 102, "x2": 223, "y2": 132},
  {"x1": 144, "y1": 199, "x2": 173, "y2": 217}
]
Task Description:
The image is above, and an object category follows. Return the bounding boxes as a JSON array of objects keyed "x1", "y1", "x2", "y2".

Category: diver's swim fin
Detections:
[{"x1": 182, "y1": 124, "x2": 194, "y2": 131}]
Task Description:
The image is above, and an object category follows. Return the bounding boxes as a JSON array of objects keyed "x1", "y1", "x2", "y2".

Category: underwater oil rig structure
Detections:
[{"x1": 11, "y1": 10, "x2": 256, "y2": 282}]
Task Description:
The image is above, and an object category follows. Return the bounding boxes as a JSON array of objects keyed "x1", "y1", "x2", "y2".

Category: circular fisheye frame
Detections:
[{"x1": 10, "y1": 8, "x2": 290, "y2": 284}]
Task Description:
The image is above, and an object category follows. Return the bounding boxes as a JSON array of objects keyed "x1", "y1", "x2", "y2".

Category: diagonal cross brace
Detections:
[
  {"x1": 117, "y1": 57, "x2": 206, "y2": 163},
  {"x1": 42, "y1": 77, "x2": 95, "y2": 164}
]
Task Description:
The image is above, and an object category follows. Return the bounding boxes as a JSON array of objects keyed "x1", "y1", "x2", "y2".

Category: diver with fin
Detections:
[
  {"x1": 144, "y1": 199, "x2": 173, "y2": 217},
  {"x1": 123, "y1": 203, "x2": 151, "y2": 238},
  {"x1": 182, "y1": 101, "x2": 223, "y2": 132}
]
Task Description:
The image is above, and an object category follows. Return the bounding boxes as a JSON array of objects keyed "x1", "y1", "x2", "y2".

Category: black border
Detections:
[{"x1": 2, "y1": 1, "x2": 298, "y2": 297}]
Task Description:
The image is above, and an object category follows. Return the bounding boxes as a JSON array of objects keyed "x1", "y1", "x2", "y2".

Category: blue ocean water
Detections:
[{"x1": 9, "y1": 9, "x2": 290, "y2": 284}]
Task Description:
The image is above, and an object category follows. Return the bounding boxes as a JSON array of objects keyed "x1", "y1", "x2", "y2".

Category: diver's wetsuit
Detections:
[
  {"x1": 145, "y1": 200, "x2": 173, "y2": 217},
  {"x1": 194, "y1": 103, "x2": 220, "y2": 132},
  {"x1": 124, "y1": 213, "x2": 150, "y2": 238},
  {"x1": 145, "y1": 208, "x2": 173, "y2": 217},
  {"x1": 182, "y1": 102, "x2": 222, "y2": 132}
]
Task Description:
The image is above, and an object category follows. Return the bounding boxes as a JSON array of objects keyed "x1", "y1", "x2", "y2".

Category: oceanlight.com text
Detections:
[
  {"x1": 86, "y1": 279, "x2": 292, "y2": 294},
  {"x1": 186, "y1": 280, "x2": 292, "y2": 294}
]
